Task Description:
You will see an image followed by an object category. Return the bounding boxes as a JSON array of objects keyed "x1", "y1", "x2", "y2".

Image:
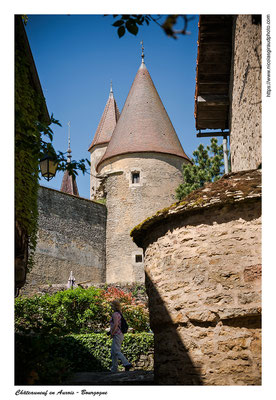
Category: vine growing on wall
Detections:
[
  {"x1": 15, "y1": 41, "x2": 45, "y2": 271},
  {"x1": 15, "y1": 16, "x2": 90, "y2": 274}
]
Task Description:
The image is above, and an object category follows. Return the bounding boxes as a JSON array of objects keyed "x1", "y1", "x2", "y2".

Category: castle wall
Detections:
[
  {"x1": 21, "y1": 186, "x2": 106, "y2": 296},
  {"x1": 89, "y1": 144, "x2": 107, "y2": 199},
  {"x1": 100, "y1": 153, "x2": 189, "y2": 284},
  {"x1": 229, "y1": 15, "x2": 262, "y2": 172},
  {"x1": 138, "y1": 199, "x2": 261, "y2": 385}
]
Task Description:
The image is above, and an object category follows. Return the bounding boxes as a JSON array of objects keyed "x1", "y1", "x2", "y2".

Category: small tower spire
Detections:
[
  {"x1": 60, "y1": 120, "x2": 79, "y2": 196},
  {"x1": 109, "y1": 80, "x2": 114, "y2": 98},
  {"x1": 140, "y1": 40, "x2": 145, "y2": 63},
  {"x1": 67, "y1": 121, "x2": 72, "y2": 163}
]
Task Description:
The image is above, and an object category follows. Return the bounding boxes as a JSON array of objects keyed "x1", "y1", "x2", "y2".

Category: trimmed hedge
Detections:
[
  {"x1": 15, "y1": 332, "x2": 154, "y2": 385},
  {"x1": 15, "y1": 287, "x2": 150, "y2": 335}
]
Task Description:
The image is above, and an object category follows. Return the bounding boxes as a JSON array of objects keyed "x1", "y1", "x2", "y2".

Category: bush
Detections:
[
  {"x1": 102, "y1": 286, "x2": 134, "y2": 305},
  {"x1": 15, "y1": 333, "x2": 74, "y2": 385},
  {"x1": 15, "y1": 286, "x2": 150, "y2": 335},
  {"x1": 15, "y1": 332, "x2": 154, "y2": 384},
  {"x1": 123, "y1": 304, "x2": 150, "y2": 332},
  {"x1": 15, "y1": 286, "x2": 110, "y2": 335}
]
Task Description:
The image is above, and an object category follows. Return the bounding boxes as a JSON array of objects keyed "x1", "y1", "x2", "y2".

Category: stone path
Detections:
[{"x1": 63, "y1": 370, "x2": 154, "y2": 385}]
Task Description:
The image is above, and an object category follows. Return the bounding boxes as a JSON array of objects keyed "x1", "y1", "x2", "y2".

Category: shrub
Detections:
[
  {"x1": 15, "y1": 332, "x2": 154, "y2": 384},
  {"x1": 101, "y1": 286, "x2": 150, "y2": 331},
  {"x1": 102, "y1": 286, "x2": 134, "y2": 305},
  {"x1": 15, "y1": 286, "x2": 150, "y2": 335},
  {"x1": 15, "y1": 333, "x2": 74, "y2": 385},
  {"x1": 123, "y1": 304, "x2": 150, "y2": 332}
]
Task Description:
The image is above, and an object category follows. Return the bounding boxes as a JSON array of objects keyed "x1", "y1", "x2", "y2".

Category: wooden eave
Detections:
[{"x1": 194, "y1": 15, "x2": 234, "y2": 131}]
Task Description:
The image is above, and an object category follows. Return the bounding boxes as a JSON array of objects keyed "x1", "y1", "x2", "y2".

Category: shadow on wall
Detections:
[{"x1": 146, "y1": 272, "x2": 203, "y2": 385}]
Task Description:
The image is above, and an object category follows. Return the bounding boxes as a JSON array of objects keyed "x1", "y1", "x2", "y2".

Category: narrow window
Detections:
[
  {"x1": 135, "y1": 254, "x2": 143, "y2": 263},
  {"x1": 132, "y1": 172, "x2": 140, "y2": 184}
]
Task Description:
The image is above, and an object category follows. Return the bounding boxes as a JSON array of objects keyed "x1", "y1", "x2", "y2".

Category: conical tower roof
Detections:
[
  {"x1": 88, "y1": 83, "x2": 120, "y2": 152},
  {"x1": 61, "y1": 123, "x2": 79, "y2": 196},
  {"x1": 60, "y1": 169, "x2": 79, "y2": 196},
  {"x1": 97, "y1": 62, "x2": 190, "y2": 171}
]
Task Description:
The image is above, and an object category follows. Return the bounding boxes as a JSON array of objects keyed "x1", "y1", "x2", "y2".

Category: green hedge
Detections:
[
  {"x1": 15, "y1": 333, "x2": 154, "y2": 385},
  {"x1": 15, "y1": 287, "x2": 150, "y2": 335}
]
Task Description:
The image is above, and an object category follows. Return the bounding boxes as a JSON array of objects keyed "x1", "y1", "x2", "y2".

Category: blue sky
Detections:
[{"x1": 25, "y1": 14, "x2": 219, "y2": 199}]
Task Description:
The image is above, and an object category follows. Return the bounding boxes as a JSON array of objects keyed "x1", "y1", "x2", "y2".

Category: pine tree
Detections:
[{"x1": 176, "y1": 138, "x2": 225, "y2": 200}]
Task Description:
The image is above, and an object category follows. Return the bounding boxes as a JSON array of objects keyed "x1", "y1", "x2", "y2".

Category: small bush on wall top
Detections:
[{"x1": 15, "y1": 286, "x2": 150, "y2": 335}]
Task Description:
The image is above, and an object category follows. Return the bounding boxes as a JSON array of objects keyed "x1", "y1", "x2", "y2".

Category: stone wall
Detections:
[
  {"x1": 133, "y1": 351, "x2": 154, "y2": 371},
  {"x1": 89, "y1": 144, "x2": 107, "y2": 200},
  {"x1": 131, "y1": 170, "x2": 262, "y2": 385},
  {"x1": 229, "y1": 15, "x2": 262, "y2": 172},
  {"x1": 21, "y1": 186, "x2": 107, "y2": 296},
  {"x1": 100, "y1": 153, "x2": 189, "y2": 284}
]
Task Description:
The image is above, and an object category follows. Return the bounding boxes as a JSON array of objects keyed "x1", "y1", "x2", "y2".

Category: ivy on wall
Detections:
[
  {"x1": 15, "y1": 16, "x2": 90, "y2": 280},
  {"x1": 15, "y1": 31, "x2": 45, "y2": 272}
]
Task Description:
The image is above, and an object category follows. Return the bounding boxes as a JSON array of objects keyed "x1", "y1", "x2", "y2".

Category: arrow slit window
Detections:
[
  {"x1": 135, "y1": 254, "x2": 143, "y2": 263},
  {"x1": 132, "y1": 172, "x2": 140, "y2": 184},
  {"x1": 130, "y1": 170, "x2": 142, "y2": 187}
]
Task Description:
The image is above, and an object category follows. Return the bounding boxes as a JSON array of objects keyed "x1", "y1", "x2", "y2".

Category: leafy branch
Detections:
[
  {"x1": 109, "y1": 14, "x2": 195, "y2": 39},
  {"x1": 37, "y1": 116, "x2": 90, "y2": 178}
]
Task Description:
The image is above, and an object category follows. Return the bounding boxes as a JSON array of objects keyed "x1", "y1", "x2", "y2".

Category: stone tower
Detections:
[
  {"x1": 91, "y1": 56, "x2": 191, "y2": 283},
  {"x1": 88, "y1": 83, "x2": 120, "y2": 199}
]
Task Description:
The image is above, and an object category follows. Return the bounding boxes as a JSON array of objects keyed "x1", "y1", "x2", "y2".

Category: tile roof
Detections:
[
  {"x1": 97, "y1": 62, "x2": 190, "y2": 171},
  {"x1": 88, "y1": 89, "x2": 120, "y2": 152},
  {"x1": 60, "y1": 170, "x2": 79, "y2": 196}
]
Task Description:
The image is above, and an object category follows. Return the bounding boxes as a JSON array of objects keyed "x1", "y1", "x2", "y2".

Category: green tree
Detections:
[{"x1": 176, "y1": 138, "x2": 224, "y2": 200}]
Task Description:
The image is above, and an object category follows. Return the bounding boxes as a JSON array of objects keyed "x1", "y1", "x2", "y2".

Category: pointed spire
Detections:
[
  {"x1": 60, "y1": 121, "x2": 79, "y2": 196},
  {"x1": 88, "y1": 83, "x2": 120, "y2": 152},
  {"x1": 60, "y1": 169, "x2": 79, "y2": 196},
  {"x1": 67, "y1": 121, "x2": 72, "y2": 163},
  {"x1": 109, "y1": 80, "x2": 113, "y2": 98},
  {"x1": 97, "y1": 63, "x2": 190, "y2": 171},
  {"x1": 140, "y1": 40, "x2": 145, "y2": 64}
]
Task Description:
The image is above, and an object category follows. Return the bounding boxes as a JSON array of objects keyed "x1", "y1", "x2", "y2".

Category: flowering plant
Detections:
[{"x1": 102, "y1": 286, "x2": 134, "y2": 305}]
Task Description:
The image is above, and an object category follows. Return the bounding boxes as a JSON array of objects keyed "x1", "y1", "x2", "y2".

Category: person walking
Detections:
[{"x1": 109, "y1": 299, "x2": 132, "y2": 372}]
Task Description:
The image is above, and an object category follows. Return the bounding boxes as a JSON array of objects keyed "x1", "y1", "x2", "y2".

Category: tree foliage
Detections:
[
  {"x1": 176, "y1": 138, "x2": 225, "y2": 200},
  {"x1": 109, "y1": 14, "x2": 194, "y2": 39}
]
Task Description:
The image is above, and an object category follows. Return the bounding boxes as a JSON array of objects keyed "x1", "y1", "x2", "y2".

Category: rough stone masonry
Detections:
[
  {"x1": 131, "y1": 169, "x2": 262, "y2": 385},
  {"x1": 22, "y1": 186, "x2": 107, "y2": 296}
]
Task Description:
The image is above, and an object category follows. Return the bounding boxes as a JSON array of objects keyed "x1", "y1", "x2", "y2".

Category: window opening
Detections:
[
  {"x1": 132, "y1": 172, "x2": 140, "y2": 184},
  {"x1": 135, "y1": 254, "x2": 143, "y2": 263}
]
